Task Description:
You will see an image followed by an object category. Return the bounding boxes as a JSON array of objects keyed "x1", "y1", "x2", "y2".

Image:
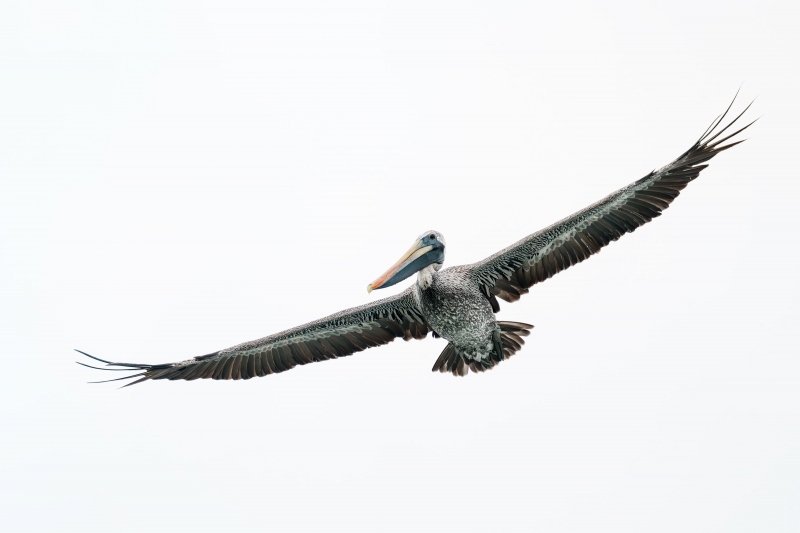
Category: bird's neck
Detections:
[{"x1": 416, "y1": 264, "x2": 439, "y2": 291}]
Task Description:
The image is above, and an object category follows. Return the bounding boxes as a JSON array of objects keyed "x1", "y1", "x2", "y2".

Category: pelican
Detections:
[{"x1": 78, "y1": 97, "x2": 755, "y2": 385}]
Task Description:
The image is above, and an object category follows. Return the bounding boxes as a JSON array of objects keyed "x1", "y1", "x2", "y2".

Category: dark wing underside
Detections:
[
  {"x1": 468, "y1": 95, "x2": 756, "y2": 303},
  {"x1": 77, "y1": 288, "x2": 428, "y2": 386}
]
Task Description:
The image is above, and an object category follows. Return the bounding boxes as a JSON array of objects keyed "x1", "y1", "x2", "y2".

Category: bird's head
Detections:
[{"x1": 367, "y1": 230, "x2": 446, "y2": 293}]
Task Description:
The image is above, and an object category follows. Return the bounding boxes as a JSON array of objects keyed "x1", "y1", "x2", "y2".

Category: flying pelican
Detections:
[{"x1": 78, "y1": 97, "x2": 755, "y2": 386}]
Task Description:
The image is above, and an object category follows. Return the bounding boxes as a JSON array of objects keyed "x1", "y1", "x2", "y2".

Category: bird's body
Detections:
[
  {"x1": 78, "y1": 95, "x2": 756, "y2": 386},
  {"x1": 416, "y1": 266, "x2": 498, "y2": 363}
]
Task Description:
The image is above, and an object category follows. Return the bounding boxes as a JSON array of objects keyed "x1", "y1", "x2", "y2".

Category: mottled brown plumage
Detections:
[{"x1": 78, "y1": 95, "x2": 755, "y2": 385}]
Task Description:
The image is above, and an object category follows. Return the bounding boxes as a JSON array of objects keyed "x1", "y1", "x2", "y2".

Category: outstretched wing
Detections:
[
  {"x1": 468, "y1": 96, "x2": 756, "y2": 304},
  {"x1": 77, "y1": 288, "x2": 428, "y2": 386}
]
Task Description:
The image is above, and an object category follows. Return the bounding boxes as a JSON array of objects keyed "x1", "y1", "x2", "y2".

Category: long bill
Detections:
[{"x1": 367, "y1": 239, "x2": 434, "y2": 293}]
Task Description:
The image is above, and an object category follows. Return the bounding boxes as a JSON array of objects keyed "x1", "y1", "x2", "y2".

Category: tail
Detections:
[{"x1": 431, "y1": 321, "x2": 533, "y2": 376}]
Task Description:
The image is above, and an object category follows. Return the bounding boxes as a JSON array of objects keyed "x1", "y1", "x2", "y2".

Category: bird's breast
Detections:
[{"x1": 416, "y1": 267, "x2": 496, "y2": 346}]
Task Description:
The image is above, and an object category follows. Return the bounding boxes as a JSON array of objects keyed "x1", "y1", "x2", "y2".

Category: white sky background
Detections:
[{"x1": 1, "y1": 1, "x2": 798, "y2": 531}]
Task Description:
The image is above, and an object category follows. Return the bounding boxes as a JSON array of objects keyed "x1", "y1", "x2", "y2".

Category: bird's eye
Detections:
[{"x1": 429, "y1": 234, "x2": 436, "y2": 240}]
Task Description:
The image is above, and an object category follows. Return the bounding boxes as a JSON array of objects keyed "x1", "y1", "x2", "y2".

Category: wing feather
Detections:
[
  {"x1": 468, "y1": 96, "x2": 756, "y2": 302},
  {"x1": 77, "y1": 288, "x2": 428, "y2": 386}
]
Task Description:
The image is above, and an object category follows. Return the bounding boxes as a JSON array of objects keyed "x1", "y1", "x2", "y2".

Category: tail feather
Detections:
[
  {"x1": 432, "y1": 343, "x2": 467, "y2": 376},
  {"x1": 432, "y1": 321, "x2": 534, "y2": 376}
]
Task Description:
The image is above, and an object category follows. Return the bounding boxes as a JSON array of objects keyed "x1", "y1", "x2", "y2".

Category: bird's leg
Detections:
[{"x1": 491, "y1": 330, "x2": 504, "y2": 361}]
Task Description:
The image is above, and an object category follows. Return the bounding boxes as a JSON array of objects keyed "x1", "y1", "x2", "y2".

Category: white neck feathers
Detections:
[{"x1": 416, "y1": 263, "x2": 439, "y2": 290}]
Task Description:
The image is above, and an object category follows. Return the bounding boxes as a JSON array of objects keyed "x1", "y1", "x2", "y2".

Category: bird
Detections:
[{"x1": 77, "y1": 95, "x2": 756, "y2": 386}]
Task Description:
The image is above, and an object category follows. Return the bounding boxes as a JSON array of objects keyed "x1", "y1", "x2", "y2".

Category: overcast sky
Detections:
[{"x1": 2, "y1": 1, "x2": 798, "y2": 532}]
